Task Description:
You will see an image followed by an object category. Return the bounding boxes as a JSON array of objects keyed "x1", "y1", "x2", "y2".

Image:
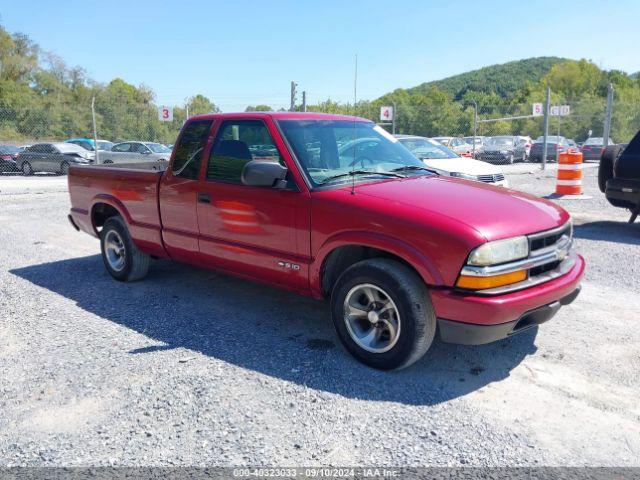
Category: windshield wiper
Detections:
[
  {"x1": 319, "y1": 169, "x2": 405, "y2": 185},
  {"x1": 391, "y1": 165, "x2": 438, "y2": 174}
]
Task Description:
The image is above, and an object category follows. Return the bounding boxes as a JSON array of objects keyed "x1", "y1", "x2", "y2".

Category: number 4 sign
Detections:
[
  {"x1": 158, "y1": 106, "x2": 173, "y2": 122},
  {"x1": 380, "y1": 106, "x2": 394, "y2": 121}
]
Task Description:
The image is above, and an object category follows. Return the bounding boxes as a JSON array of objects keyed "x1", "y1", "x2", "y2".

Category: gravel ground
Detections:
[{"x1": 0, "y1": 167, "x2": 639, "y2": 467}]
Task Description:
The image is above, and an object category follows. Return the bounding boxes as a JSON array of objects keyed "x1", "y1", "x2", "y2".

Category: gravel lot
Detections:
[{"x1": 0, "y1": 166, "x2": 639, "y2": 467}]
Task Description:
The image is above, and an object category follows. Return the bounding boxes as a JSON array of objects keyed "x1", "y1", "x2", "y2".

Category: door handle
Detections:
[{"x1": 197, "y1": 192, "x2": 211, "y2": 204}]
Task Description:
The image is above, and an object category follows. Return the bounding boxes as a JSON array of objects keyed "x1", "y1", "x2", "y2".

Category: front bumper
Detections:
[
  {"x1": 477, "y1": 152, "x2": 513, "y2": 162},
  {"x1": 438, "y1": 287, "x2": 580, "y2": 345},
  {"x1": 430, "y1": 254, "x2": 585, "y2": 344}
]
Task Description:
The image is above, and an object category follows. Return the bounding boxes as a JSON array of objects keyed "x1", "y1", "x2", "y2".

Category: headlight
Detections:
[
  {"x1": 450, "y1": 172, "x2": 477, "y2": 181},
  {"x1": 468, "y1": 236, "x2": 528, "y2": 266}
]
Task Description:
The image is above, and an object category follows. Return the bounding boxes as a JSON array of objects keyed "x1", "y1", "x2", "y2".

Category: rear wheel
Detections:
[
  {"x1": 598, "y1": 145, "x2": 623, "y2": 193},
  {"x1": 21, "y1": 162, "x2": 33, "y2": 176},
  {"x1": 330, "y1": 258, "x2": 436, "y2": 370},
  {"x1": 100, "y1": 216, "x2": 150, "y2": 282}
]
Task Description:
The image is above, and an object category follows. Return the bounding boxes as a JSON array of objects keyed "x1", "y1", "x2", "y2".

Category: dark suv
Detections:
[{"x1": 598, "y1": 131, "x2": 640, "y2": 223}]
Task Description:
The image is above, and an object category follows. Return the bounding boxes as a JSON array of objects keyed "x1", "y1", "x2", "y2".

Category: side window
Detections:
[
  {"x1": 207, "y1": 120, "x2": 282, "y2": 183},
  {"x1": 44, "y1": 145, "x2": 57, "y2": 154},
  {"x1": 113, "y1": 143, "x2": 130, "y2": 152},
  {"x1": 132, "y1": 143, "x2": 146, "y2": 153},
  {"x1": 171, "y1": 120, "x2": 213, "y2": 179}
]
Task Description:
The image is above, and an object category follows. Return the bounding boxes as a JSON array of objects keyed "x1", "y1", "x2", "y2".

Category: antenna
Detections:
[{"x1": 351, "y1": 54, "x2": 358, "y2": 195}]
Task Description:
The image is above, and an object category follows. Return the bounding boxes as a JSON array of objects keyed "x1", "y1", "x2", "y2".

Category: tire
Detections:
[
  {"x1": 100, "y1": 216, "x2": 150, "y2": 282},
  {"x1": 22, "y1": 161, "x2": 33, "y2": 176},
  {"x1": 59, "y1": 161, "x2": 69, "y2": 175},
  {"x1": 598, "y1": 145, "x2": 622, "y2": 193},
  {"x1": 506, "y1": 154, "x2": 514, "y2": 164},
  {"x1": 103, "y1": 159, "x2": 113, "y2": 164},
  {"x1": 330, "y1": 258, "x2": 436, "y2": 370}
]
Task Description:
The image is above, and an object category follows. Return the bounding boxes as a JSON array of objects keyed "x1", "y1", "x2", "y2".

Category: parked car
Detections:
[
  {"x1": 65, "y1": 138, "x2": 115, "y2": 152},
  {"x1": 462, "y1": 136, "x2": 487, "y2": 151},
  {"x1": 396, "y1": 135, "x2": 507, "y2": 186},
  {"x1": 529, "y1": 136, "x2": 570, "y2": 163},
  {"x1": 476, "y1": 136, "x2": 527, "y2": 164},
  {"x1": 68, "y1": 112, "x2": 583, "y2": 370},
  {"x1": 432, "y1": 137, "x2": 474, "y2": 157},
  {"x1": 99, "y1": 141, "x2": 172, "y2": 164},
  {"x1": 581, "y1": 137, "x2": 614, "y2": 161},
  {"x1": 598, "y1": 133, "x2": 638, "y2": 222},
  {"x1": 0, "y1": 145, "x2": 22, "y2": 172},
  {"x1": 17, "y1": 142, "x2": 94, "y2": 175}
]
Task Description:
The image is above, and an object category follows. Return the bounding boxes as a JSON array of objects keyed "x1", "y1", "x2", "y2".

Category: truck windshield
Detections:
[{"x1": 278, "y1": 120, "x2": 428, "y2": 186}]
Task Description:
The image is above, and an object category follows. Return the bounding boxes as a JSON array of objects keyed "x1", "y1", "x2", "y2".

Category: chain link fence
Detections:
[{"x1": 2, "y1": 95, "x2": 639, "y2": 173}]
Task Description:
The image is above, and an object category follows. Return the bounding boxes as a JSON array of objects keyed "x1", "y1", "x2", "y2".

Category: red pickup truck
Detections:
[{"x1": 68, "y1": 112, "x2": 584, "y2": 370}]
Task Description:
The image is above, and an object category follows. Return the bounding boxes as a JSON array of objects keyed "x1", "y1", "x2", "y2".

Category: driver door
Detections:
[{"x1": 196, "y1": 118, "x2": 311, "y2": 292}]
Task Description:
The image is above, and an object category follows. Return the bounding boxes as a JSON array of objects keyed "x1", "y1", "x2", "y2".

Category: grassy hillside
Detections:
[{"x1": 405, "y1": 57, "x2": 568, "y2": 100}]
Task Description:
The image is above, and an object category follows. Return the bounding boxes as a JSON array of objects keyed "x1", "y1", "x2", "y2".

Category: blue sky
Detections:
[{"x1": 1, "y1": 0, "x2": 638, "y2": 111}]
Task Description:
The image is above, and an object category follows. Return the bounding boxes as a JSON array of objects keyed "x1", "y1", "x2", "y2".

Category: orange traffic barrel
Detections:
[{"x1": 555, "y1": 149, "x2": 583, "y2": 195}]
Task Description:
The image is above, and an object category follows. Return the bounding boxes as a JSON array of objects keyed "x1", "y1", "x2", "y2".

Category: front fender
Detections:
[{"x1": 310, "y1": 231, "x2": 444, "y2": 298}]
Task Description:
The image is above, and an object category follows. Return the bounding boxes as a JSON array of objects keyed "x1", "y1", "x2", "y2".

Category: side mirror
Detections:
[{"x1": 241, "y1": 160, "x2": 288, "y2": 188}]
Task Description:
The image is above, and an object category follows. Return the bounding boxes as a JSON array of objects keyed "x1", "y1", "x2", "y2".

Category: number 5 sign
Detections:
[
  {"x1": 158, "y1": 106, "x2": 173, "y2": 122},
  {"x1": 532, "y1": 103, "x2": 544, "y2": 117}
]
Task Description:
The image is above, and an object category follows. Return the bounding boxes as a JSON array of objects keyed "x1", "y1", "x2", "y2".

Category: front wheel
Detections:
[
  {"x1": 59, "y1": 161, "x2": 69, "y2": 175},
  {"x1": 100, "y1": 216, "x2": 150, "y2": 281},
  {"x1": 330, "y1": 258, "x2": 436, "y2": 370},
  {"x1": 22, "y1": 161, "x2": 33, "y2": 176}
]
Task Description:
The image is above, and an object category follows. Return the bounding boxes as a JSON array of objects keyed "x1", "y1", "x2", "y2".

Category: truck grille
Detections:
[
  {"x1": 529, "y1": 222, "x2": 572, "y2": 254},
  {"x1": 477, "y1": 173, "x2": 505, "y2": 183}
]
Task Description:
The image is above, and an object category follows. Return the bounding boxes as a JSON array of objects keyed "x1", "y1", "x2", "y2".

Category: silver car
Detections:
[{"x1": 99, "y1": 141, "x2": 172, "y2": 164}]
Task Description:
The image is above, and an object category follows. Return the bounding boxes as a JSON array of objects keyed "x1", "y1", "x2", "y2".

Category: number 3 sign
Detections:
[{"x1": 158, "y1": 106, "x2": 173, "y2": 122}]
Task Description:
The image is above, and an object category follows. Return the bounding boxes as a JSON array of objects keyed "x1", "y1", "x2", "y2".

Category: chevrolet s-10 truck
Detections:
[{"x1": 67, "y1": 112, "x2": 584, "y2": 370}]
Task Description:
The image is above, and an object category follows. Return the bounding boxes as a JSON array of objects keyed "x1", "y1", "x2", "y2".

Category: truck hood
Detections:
[{"x1": 352, "y1": 175, "x2": 569, "y2": 241}]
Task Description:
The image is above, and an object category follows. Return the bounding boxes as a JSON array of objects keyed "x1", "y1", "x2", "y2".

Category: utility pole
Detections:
[
  {"x1": 302, "y1": 91, "x2": 307, "y2": 112},
  {"x1": 91, "y1": 96, "x2": 99, "y2": 164},
  {"x1": 542, "y1": 86, "x2": 551, "y2": 170},
  {"x1": 472, "y1": 99, "x2": 478, "y2": 158},
  {"x1": 290, "y1": 81, "x2": 297, "y2": 112},
  {"x1": 603, "y1": 83, "x2": 614, "y2": 146},
  {"x1": 392, "y1": 102, "x2": 397, "y2": 134}
]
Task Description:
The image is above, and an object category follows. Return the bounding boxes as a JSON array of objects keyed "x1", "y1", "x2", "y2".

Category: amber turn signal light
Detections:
[{"x1": 456, "y1": 270, "x2": 527, "y2": 290}]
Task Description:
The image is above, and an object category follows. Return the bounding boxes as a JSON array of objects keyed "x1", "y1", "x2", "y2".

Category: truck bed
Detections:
[{"x1": 67, "y1": 162, "x2": 167, "y2": 256}]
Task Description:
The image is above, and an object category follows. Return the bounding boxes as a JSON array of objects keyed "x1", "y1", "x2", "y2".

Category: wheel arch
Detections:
[
  {"x1": 90, "y1": 194, "x2": 132, "y2": 235},
  {"x1": 311, "y1": 232, "x2": 443, "y2": 298}
]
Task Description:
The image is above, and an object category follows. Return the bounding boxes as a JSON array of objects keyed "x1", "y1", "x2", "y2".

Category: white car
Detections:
[{"x1": 396, "y1": 135, "x2": 508, "y2": 187}]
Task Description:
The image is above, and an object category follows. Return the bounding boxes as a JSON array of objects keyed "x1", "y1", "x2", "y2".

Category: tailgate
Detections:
[{"x1": 68, "y1": 163, "x2": 165, "y2": 236}]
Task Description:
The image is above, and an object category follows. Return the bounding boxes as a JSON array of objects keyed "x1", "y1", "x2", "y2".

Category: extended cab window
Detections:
[
  {"x1": 207, "y1": 120, "x2": 282, "y2": 183},
  {"x1": 171, "y1": 120, "x2": 213, "y2": 179}
]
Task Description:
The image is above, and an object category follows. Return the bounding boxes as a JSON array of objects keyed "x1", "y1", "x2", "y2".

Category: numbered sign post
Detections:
[
  {"x1": 380, "y1": 106, "x2": 394, "y2": 122},
  {"x1": 158, "y1": 106, "x2": 173, "y2": 122},
  {"x1": 532, "y1": 103, "x2": 544, "y2": 117}
]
